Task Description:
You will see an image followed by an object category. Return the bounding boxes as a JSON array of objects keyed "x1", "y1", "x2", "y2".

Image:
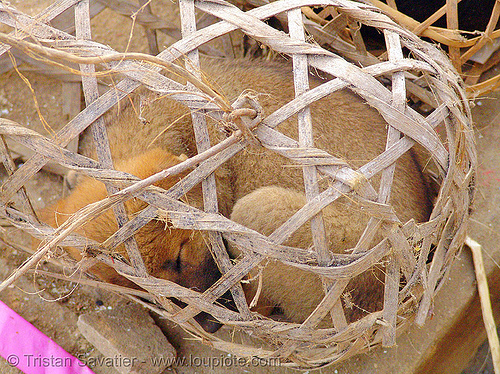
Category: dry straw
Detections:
[
  {"x1": 0, "y1": 0, "x2": 476, "y2": 368},
  {"x1": 287, "y1": 0, "x2": 500, "y2": 99}
]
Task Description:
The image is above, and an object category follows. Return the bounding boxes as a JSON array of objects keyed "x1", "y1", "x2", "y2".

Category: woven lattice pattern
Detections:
[
  {"x1": 0, "y1": 0, "x2": 476, "y2": 368},
  {"x1": 281, "y1": 0, "x2": 500, "y2": 98}
]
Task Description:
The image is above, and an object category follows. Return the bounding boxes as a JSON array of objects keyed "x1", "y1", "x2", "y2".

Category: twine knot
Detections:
[{"x1": 222, "y1": 90, "x2": 263, "y2": 145}]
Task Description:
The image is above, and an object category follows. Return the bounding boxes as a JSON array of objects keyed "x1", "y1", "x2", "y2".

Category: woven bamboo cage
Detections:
[{"x1": 0, "y1": 0, "x2": 476, "y2": 368}]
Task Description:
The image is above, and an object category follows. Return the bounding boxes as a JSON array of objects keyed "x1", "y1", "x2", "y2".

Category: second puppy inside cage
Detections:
[{"x1": 37, "y1": 57, "x2": 433, "y2": 332}]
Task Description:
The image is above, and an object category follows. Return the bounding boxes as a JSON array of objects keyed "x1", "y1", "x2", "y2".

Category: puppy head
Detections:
[
  {"x1": 38, "y1": 148, "x2": 231, "y2": 332},
  {"x1": 139, "y1": 229, "x2": 216, "y2": 288},
  {"x1": 140, "y1": 227, "x2": 234, "y2": 332},
  {"x1": 134, "y1": 222, "x2": 230, "y2": 333}
]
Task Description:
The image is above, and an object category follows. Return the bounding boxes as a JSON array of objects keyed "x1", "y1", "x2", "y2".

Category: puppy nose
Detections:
[
  {"x1": 193, "y1": 290, "x2": 237, "y2": 332},
  {"x1": 194, "y1": 311, "x2": 223, "y2": 333},
  {"x1": 169, "y1": 297, "x2": 226, "y2": 332},
  {"x1": 218, "y1": 290, "x2": 237, "y2": 312}
]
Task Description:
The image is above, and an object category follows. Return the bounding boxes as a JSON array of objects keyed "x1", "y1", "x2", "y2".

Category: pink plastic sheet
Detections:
[{"x1": 0, "y1": 300, "x2": 95, "y2": 374}]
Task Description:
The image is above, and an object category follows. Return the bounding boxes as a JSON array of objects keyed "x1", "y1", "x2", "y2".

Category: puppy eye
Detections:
[
  {"x1": 161, "y1": 255, "x2": 182, "y2": 272},
  {"x1": 162, "y1": 240, "x2": 187, "y2": 271},
  {"x1": 175, "y1": 252, "x2": 182, "y2": 271},
  {"x1": 176, "y1": 239, "x2": 190, "y2": 270}
]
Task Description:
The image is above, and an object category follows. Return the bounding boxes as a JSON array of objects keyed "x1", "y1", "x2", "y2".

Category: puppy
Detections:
[{"x1": 38, "y1": 58, "x2": 432, "y2": 329}]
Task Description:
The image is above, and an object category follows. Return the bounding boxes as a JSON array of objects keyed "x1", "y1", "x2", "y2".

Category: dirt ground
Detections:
[{"x1": 0, "y1": 1, "x2": 499, "y2": 374}]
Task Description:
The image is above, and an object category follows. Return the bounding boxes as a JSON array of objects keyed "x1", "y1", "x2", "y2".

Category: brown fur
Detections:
[{"x1": 37, "y1": 58, "x2": 432, "y2": 328}]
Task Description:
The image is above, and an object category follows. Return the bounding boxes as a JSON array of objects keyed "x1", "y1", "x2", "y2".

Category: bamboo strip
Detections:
[
  {"x1": 467, "y1": 237, "x2": 500, "y2": 374},
  {"x1": 0, "y1": 0, "x2": 475, "y2": 367}
]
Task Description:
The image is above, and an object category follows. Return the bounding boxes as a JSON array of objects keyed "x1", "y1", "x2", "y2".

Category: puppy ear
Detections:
[{"x1": 115, "y1": 148, "x2": 185, "y2": 176}]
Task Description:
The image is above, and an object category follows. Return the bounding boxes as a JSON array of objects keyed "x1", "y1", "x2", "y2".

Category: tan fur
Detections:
[
  {"x1": 230, "y1": 186, "x2": 387, "y2": 323},
  {"x1": 38, "y1": 59, "x2": 432, "y2": 327}
]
